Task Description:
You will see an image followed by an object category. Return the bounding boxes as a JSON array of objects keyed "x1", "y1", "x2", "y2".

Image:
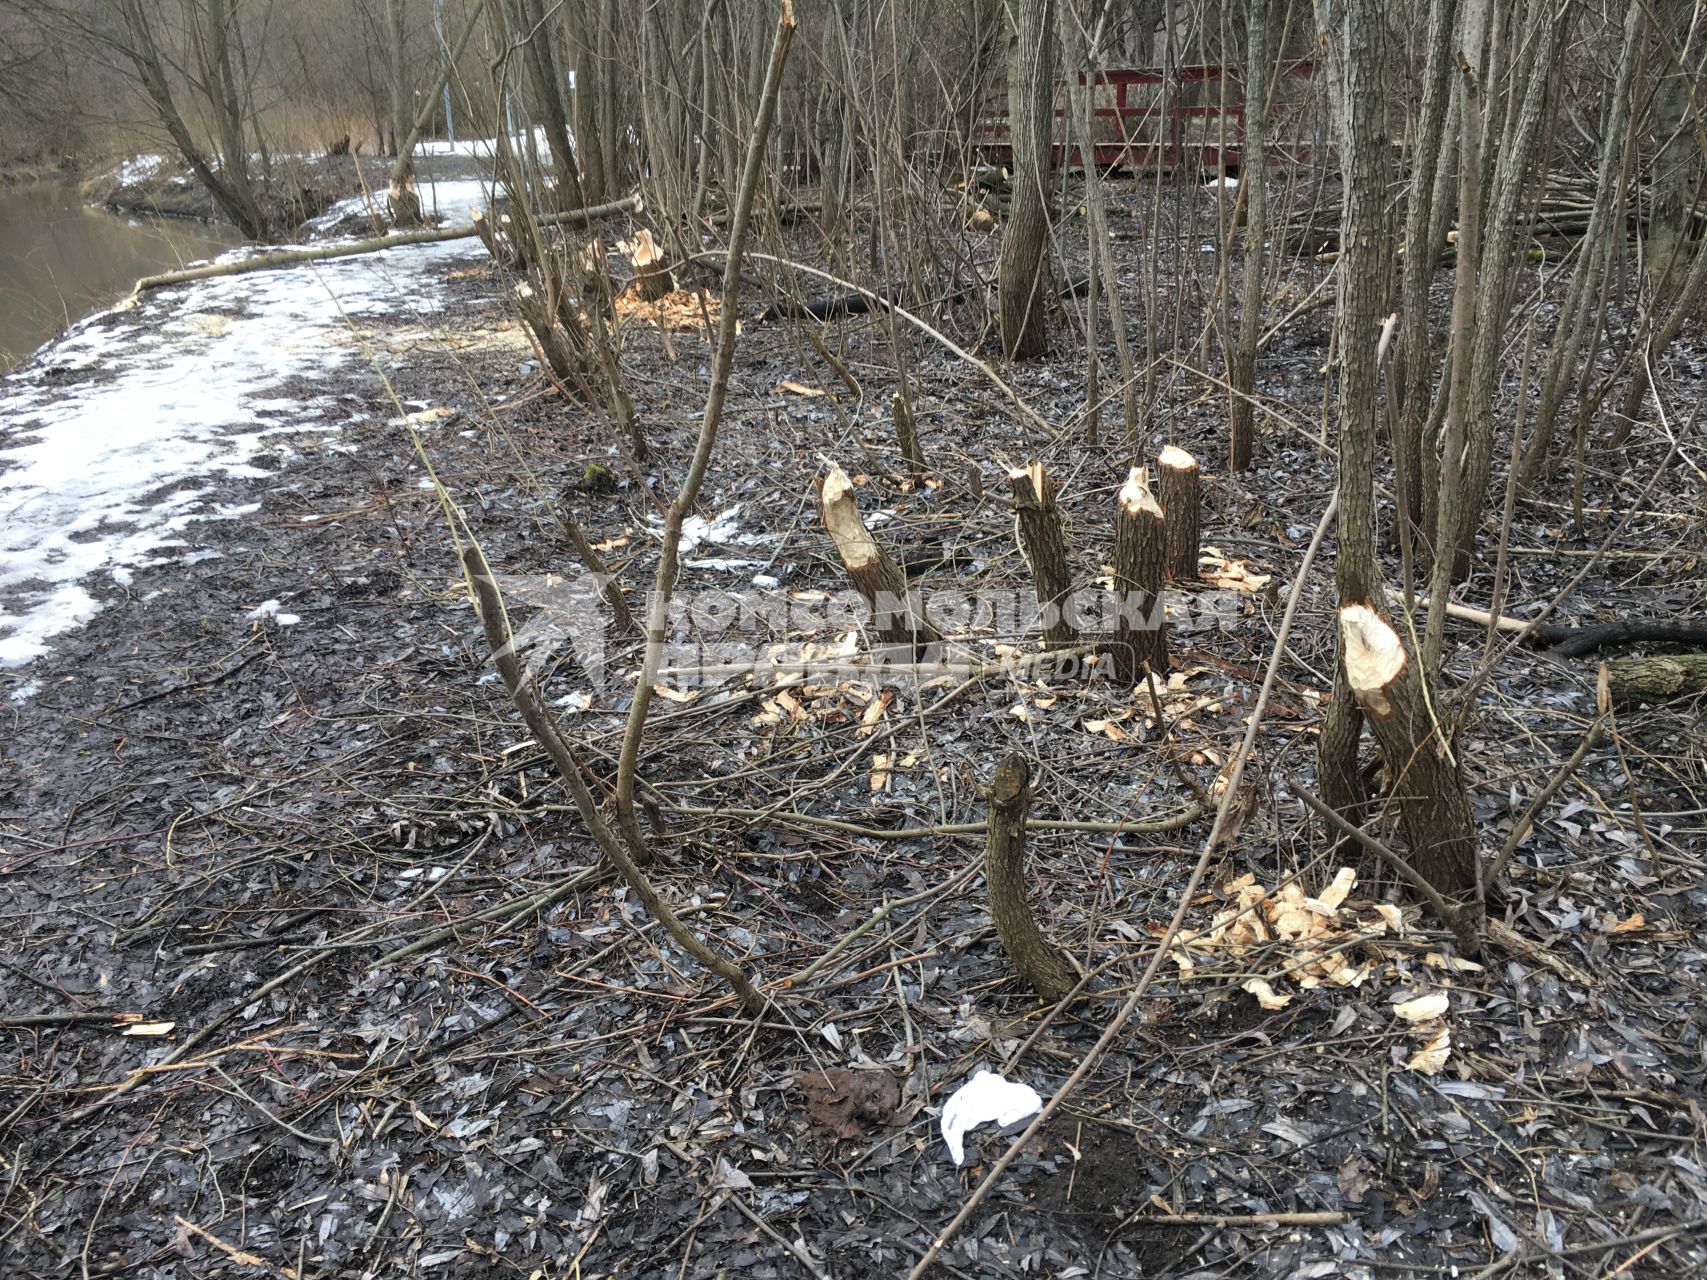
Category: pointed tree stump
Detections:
[
  {"x1": 985, "y1": 753, "x2": 1077, "y2": 1001},
  {"x1": 1008, "y1": 462, "x2": 1078, "y2": 649},
  {"x1": 1339, "y1": 605, "x2": 1480, "y2": 902},
  {"x1": 1113, "y1": 466, "x2": 1167, "y2": 684},
  {"x1": 1157, "y1": 446, "x2": 1201, "y2": 581},
  {"x1": 816, "y1": 463, "x2": 942, "y2": 657}
]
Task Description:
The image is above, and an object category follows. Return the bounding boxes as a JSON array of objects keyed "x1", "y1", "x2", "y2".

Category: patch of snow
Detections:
[
  {"x1": 112, "y1": 153, "x2": 168, "y2": 186},
  {"x1": 414, "y1": 128, "x2": 549, "y2": 160},
  {"x1": 308, "y1": 177, "x2": 502, "y2": 232},
  {"x1": 246, "y1": 599, "x2": 283, "y2": 620},
  {"x1": 9, "y1": 677, "x2": 42, "y2": 704},
  {"x1": 0, "y1": 237, "x2": 483, "y2": 667}
]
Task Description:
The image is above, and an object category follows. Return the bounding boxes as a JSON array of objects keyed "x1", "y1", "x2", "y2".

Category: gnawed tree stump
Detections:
[
  {"x1": 893, "y1": 392, "x2": 927, "y2": 478},
  {"x1": 1008, "y1": 462, "x2": 1077, "y2": 649},
  {"x1": 1608, "y1": 653, "x2": 1707, "y2": 705},
  {"x1": 514, "y1": 281, "x2": 588, "y2": 390},
  {"x1": 1113, "y1": 466, "x2": 1167, "y2": 684},
  {"x1": 816, "y1": 463, "x2": 942, "y2": 656},
  {"x1": 1157, "y1": 446, "x2": 1201, "y2": 581},
  {"x1": 388, "y1": 173, "x2": 421, "y2": 227},
  {"x1": 985, "y1": 753, "x2": 1078, "y2": 1002},
  {"x1": 627, "y1": 228, "x2": 674, "y2": 300},
  {"x1": 470, "y1": 207, "x2": 521, "y2": 269},
  {"x1": 1339, "y1": 605, "x2": 1481, "y2": 903}
]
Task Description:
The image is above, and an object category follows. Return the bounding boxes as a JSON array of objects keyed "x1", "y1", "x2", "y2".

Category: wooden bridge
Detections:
[{"x1": 973, "y1": 59, "x2": 1319, "y2": 173}]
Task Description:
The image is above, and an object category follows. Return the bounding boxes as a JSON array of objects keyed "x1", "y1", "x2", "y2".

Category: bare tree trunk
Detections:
[
  {"x1": 1062, "y1": 2, "x2": 1139, "y2": 450},
  {"x1": 998, "y1": 0, "x2": 1056, "y2": 359},
  {"x1": 1394, "y1": 0, "x2": 1459, "y2": 545},
  {"x1": 383, "y1": 0, "x2": 422, "y2": 223},
  {"x1": 1318, "y1": 0, "x2": 1390, "y2": 817},
  {"x1": 1644, "y1": 0, "x2": 1698, "y2": 295},
  {"x1": 113, "y1": 0, "x2": 270, "y2": 240},
  {"x1": 1227, "y1": 0, "x2": 1270, "y2": 471},
  {"x1": 1445, "y1": 2, "x2": 1563, "y2": 573},
  {"x1": 1520, "y1": 2, "x2": 1641, "y2": 488},
  {"x1": 509, "y1": 0, "x2": 581, "y2": 204}
]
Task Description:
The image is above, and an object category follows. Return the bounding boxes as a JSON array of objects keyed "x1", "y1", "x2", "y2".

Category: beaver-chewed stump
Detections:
[{"x1": 985, "y1": 753, "x2": 1078, "y2": 1002}]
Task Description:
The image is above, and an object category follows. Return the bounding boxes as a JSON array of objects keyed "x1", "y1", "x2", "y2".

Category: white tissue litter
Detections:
[{"x1": 940, "y1": 1069, "x2": 1043, "y2": 1165}]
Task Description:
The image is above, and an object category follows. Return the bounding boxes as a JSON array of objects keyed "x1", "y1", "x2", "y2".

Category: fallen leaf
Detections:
[
  {"x1": 1242, "y1": 978, "x2": 1292, "y2": 1009},
  {"x1": 1394, "y1": 993, "x2": 1449, "y2": 1023},
  {"x1": 1406, "y1": 1026, "x2": 1452, "y2": 1074},
  {"x1": 1610, "y1": 912, "x2": 1645, "y2": 934},
  {"x1": 1338, "y1": 1153, "x2": 1375, "y2": 1203}
]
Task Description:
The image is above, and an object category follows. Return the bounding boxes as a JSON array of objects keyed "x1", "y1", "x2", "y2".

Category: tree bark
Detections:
[
  {"x1": 1227, "y1": 0, "x2": 1271, "y2": 471},
  {"x1": 997, "y1": 0, "x2": 1056, "y2": 359},
  {"x1": 1446, "y1": 0, "x2": 1564, "y2": 574},
  {"x1": 1156, "y1": 446, "x2": 1201, "y2": 581},
  {"x1": 1008, "y1": 463, "x2": 1078, "y2": 649},
  {"x1": 1318, "y1": 0, "x2": 1391, "y2": 816},
  {"x1": 985, "y1": 754, "x2": 1077, "y2": 1002},
  {"x1": 1608, "y1": 654, "x2": 1707, "y2": 706},
  {"x1": 893, "y1": 392, "x2": 927, "y2": 478},
  {"x1": 1112, "y1": 466, "x2": 1167, "y2": 684},
  {"x1": 817, "y1": 463, "x2": 942, "y2": 657},
  {"x1": 1339, "y1": 606, "x2": 1481, "y2": 905},
  {"x1": 1394, "y1": 0, "x2": 1460, "y2": 545},
  {"x1": 628, "y1": 228, "x2": 675, "y2": 300},
  {"x1": 1520, "y1": 2, "x2": 1640, "y2": 488}
]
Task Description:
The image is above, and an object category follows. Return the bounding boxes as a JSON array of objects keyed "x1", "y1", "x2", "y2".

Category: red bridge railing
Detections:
[{"x1": 973, "y1": 59, "x2": 1318, "y2": 172}]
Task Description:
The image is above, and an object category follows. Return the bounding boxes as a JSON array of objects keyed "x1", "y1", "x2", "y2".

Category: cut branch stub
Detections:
[
  {"x1": 1339, "y1": 605, "x2": 1481, "y2": 903},
  {"x1": 985, "y1": 753, "x2": 1078, "y2": 1002},
  {"x1": 1008, "y1": 462, "x2": 1078, "y2": 649},
  {"x1": 1112, "y1": 466, "x2": 1167, "y2": 684},
  {"x1": 1156, "y1": 446, "x2": 1201, "y2": 582},
  {"x1": 816, "y1": 463, "x2": 942, "y2": 657}
]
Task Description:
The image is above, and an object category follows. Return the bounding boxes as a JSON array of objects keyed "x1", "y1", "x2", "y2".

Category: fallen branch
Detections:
[
  {"x1": 126, "y1": 193, "x2": 643, "y2": 297},
  {"x1": 462, "y1": 543, "x2": 768, "y2": 1015}
]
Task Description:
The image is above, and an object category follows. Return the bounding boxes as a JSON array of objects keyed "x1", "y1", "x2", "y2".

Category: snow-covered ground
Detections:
[{"x1": 0, "y1": 237, "x2": 483, "y2": 670}]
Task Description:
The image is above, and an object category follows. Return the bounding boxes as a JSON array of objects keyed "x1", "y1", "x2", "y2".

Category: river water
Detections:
[{"x1": 0, "y1": 182, "x2": 245, "y2": 372}]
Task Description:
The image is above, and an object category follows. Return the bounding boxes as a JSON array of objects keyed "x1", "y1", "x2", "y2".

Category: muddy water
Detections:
[{"x1": 0, "y1": 181, "x2": 245, "y2": 372}]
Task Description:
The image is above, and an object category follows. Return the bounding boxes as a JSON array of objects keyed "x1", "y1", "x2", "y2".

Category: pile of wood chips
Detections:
[{"x1": 614, "y1": 285, "x2": 726, "y2": 334}]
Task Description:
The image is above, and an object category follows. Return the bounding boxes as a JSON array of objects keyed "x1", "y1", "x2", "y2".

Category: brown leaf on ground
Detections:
[{"x1": 797, "y1": 1068, "x2": 902, "y2": 1139}]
